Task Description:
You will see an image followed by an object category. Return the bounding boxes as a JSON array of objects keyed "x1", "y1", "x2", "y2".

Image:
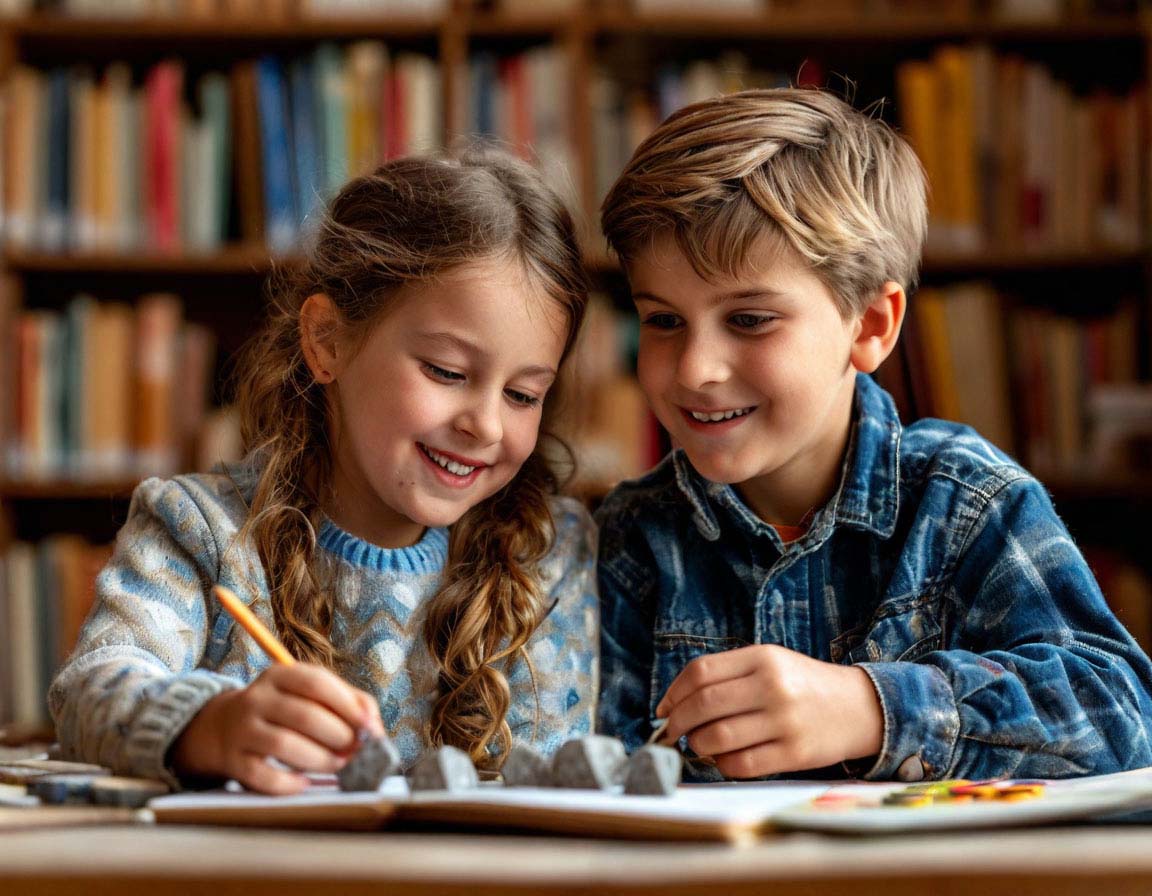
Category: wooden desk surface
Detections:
[{"x1": 3, "y1": 823, "x2": 1152, "y2": 896}]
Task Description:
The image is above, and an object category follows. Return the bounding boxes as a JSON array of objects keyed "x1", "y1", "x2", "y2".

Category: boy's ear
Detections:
[
  {"x1": 849, "y1": 281, "x2": 906, "y2": 374},
  {"x1": 300, "y1": 293, "x2": 343, "y2": 384}
]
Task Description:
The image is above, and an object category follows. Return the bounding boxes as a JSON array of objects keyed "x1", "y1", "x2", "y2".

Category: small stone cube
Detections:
[
  {"x1": 406, "y1": 745, "x2": 479, "y2": 792},
  {"x1": 501, "y1": 743, "x2": 551, "y2": 787},
  {"x1": 550, "y1": 735, "x2": 626, "y2": 790},
  {"x1": 623, "y1": 745, "x2": 682, "y2": 796},
  {"x1": 338, "y1": 732, "x2": 401, "y2": 792}
]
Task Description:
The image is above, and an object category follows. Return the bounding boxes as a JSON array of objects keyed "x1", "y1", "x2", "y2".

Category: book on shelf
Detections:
[
  {"x1": 895, "y1": 282, "x2": 1144, "y2": 477},
  {"x1": 1, "y1": 42, "x2": 443, "y2": 256},
  {"x1": 0, "y1": 536, "x2": 112, "y2": 727},
  {"x1": 896, "y1": 44, "x2": 1145, "y2": 255},
  {"x1": 2, "y1": 291, "x2": 216, "y2": 482}
]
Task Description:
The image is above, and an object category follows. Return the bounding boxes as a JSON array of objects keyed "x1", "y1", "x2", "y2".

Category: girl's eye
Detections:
[
  {"x1": 729, "y1": 313, "x2": 775, "y2": 331},
  {"x1": 641, "y1": 313, "x2": 680, "y2": 330},
  {"x1": 505, "y1": 389, "x2": 541, "y2": 408},
  {"x1": 424, "y1": 362, "x2": 465, "y2": 382}
]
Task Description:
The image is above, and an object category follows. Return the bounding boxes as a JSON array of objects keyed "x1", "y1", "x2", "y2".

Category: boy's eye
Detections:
[
  {"x1": 729, "y1": 313, "x2": 775, "y2": 330},
  {"x1": 505, "y1": 388, "x2": 541, "y2": 408},
  {"x1": 641, "y1": 312, "x2": 681, "y2": 330},
  {"x1": 424, "y1": 362, "x2": 465, "y2": 382}
]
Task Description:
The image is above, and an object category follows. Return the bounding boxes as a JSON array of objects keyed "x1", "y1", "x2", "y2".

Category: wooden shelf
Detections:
[
  {"x1": 0, "y1": 479, "x2": 139, "y2": 501},
  {"x1": 6, "y1": 13, "x2": 445, "y2": 41},
  {"x1": 592, "y1": 10, "x2": 1147, "y2": 41},
  {"x1": 2, "y1": 245, "x2": 291, "y2": 275},
  {"x1": 2, "y1": 10, "x2": 1144, "y2": 43},
  {"x1": 1042, "y1": 472, "x2": 1152, "y2": 502}
]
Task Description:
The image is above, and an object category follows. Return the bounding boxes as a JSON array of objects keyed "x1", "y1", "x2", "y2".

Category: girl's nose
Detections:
[{"x1": 453, "y1": 393, "x2": 503, "y2": 445}]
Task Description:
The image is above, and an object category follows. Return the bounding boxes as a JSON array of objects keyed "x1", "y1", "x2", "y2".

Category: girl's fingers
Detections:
[
  {"x1": 656, "y1": 646, "x2": 763, "y2": 718},
  {"x1": 246, "y1": 719, "x2": 349, "y2": 775},
  {"x1": 685, "y1": 709, "x2": 777, "y2": 758},
  {"x1": 233, "y1": 752, "x2": 310, "y2": 795},
  {"x1": 353, "y1": 690, "x2": 385, "y2": 737},
  {"x1": 662, "y1": 673, "x2": 764, "y2": 743},
  {"x1": 268, "y1": 664, "x2": 371, "y2": 734},
  {"x1": 263, "y1": 693, "x2": 364, "y2": 754}
]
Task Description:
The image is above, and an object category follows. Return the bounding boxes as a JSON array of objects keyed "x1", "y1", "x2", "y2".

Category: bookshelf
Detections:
[{"x1": 1, "y1": 0, "x2": 1151, "y2": 728}]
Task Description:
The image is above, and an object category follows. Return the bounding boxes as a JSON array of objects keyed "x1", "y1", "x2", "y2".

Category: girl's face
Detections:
[{"x1": 316, "y1": 256, "x2": 569, "y2": 548}]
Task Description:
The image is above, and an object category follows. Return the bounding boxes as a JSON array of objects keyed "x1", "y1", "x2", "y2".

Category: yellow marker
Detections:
[{"x1": 213, "y1": 585, "x2": 296, "y2": 666}]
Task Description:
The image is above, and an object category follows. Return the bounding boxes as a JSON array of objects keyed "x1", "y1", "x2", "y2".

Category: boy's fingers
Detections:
[
  {"x1": 660, "y1": 672, "x2": 764, "y2": 741},
  {"x1": 684, "y1": 709, "x2": 775, "y2": 758},
  {"x1": 713, "y1": 740, "x2": 794, "y2": 781},
  {"x1": 655, "y1": 647, "x2": 762, "y2": 717}
]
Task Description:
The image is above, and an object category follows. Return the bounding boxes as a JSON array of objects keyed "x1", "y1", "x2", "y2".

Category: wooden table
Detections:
[{"x1": 3, "y1": 820, "x2": 1152, "y2": 895}]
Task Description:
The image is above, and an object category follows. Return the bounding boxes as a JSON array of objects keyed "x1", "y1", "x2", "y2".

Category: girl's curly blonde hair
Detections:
[{"x1": 232, "y1": 148, "x2": 589, "y2": 770}]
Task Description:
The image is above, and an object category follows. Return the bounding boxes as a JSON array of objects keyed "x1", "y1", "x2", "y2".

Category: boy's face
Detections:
[{"x1": 629, "y1": 235, "x2": 861, "y2": 524}]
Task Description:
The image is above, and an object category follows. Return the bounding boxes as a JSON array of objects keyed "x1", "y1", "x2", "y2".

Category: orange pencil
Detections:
[{"x1": 213, "y1": 585, "x2": 296, "y2": 666}]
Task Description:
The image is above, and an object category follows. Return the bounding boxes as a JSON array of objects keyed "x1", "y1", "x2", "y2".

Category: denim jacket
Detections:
[{"x1": 596, "y1": 373, "x2": 1152, "y2": 783}]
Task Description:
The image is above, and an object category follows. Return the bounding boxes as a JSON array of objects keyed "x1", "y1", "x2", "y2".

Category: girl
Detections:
[{"x1": 49, "y1": 149, "x2": 598, "y2": 794}]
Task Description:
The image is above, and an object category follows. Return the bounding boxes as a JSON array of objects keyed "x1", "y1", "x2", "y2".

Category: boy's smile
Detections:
[{"x1": 628, "y1": 234, "x2": 863, "y2": 526}]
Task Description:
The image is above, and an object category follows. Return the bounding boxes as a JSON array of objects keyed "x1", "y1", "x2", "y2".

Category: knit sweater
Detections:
[{"x1": 48, "y1": 460, "x2": 599, "y2": 787}]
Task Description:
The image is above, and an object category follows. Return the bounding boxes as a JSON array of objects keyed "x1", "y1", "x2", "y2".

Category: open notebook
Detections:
[{"x1": 147, "y1": 766, "x2": 1152, "y2": 842}]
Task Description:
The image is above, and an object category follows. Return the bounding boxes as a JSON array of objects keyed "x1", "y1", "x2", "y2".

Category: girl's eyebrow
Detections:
[{"x1": 415, "y1": 330, "x2": 556, "y2": 380}]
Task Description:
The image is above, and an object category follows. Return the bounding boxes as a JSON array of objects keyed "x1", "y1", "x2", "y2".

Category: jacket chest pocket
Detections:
[
  {"x1": 650, "y1": 633, "x2": 748, "y2": 714},
  {"x1": 830, "y1": 599, "x2": 944, "y2": 665}
]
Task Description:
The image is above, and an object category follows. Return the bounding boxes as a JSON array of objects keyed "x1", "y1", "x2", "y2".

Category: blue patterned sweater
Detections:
[{"x1": 49, "y1": 459, "x2": 599, "y2": 787}]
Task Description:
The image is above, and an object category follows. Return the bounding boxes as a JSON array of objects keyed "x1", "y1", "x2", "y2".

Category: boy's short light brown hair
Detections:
[{"x1": 600, "y1": 87, "x2": 928, "y2": 318}]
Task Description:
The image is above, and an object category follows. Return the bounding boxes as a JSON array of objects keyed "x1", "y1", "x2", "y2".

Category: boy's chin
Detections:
[{"x1": 681, "y1": 451, "x2": 757, "y2": 485}]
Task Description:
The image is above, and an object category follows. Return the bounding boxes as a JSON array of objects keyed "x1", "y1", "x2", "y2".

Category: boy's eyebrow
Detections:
[
  {"x1": 416, "y1": 331, "x2": 556, "y2": 379},
  {"x1": 632, "y1": 288, "x2": 787, "y2": 306}
]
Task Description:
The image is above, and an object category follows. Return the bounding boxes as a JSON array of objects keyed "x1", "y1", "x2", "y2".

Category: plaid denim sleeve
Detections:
[
  {"x1": 594, "y1": 504, "x2": 658, "y2": 754},
  {"x1": 862, "y1": 477, "x2": 1152, "y2": 781}
]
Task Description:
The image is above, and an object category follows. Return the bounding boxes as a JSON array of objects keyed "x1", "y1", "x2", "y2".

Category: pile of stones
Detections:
[{"x1": 339, "y1": 733, "x2": 681, "y2": 797}]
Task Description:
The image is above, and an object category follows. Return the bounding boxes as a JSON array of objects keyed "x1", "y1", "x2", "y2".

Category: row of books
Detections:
[
  {"x1": 561, "y1": 293, "x2": 663, "y2": 489},
  {"x1": 0, "y1": 536, "x2": 111, "y2": 726},
  {"x1": 897, "y1": 44, "x2": 1144, "y2": 254},
  {"x1": 592, "y1": 52, "x2": 811, "y2": 209},
  {"x1": 0, "y1": 291, "x2": 222, "y2": 482},
  {"x1": 877, "y1": 282, "x2": 1146, "y2": 476},
  {"x1": 1, "y1": 43, "x2": 442, "y2": 255},
  {"x1": 0, "y1": 0, "x2": 448, "y2": 15}
]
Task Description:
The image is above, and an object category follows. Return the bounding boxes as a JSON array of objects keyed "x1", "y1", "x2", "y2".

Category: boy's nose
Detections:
[
  {"x1": 453, "y1": 394, "x2": 503, "y2": 445},
  {"x1": 675, "y1": 334, "x2": 728, "y2": 390}
]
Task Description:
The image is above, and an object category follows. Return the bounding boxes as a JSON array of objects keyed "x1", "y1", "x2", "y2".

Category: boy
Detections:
[{"x1": 595, "y1": 88, "x2": 1152, "y2": 783}]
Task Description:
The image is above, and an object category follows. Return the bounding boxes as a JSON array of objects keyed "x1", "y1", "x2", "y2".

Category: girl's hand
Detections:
[
  {"x1": 170, "y1": 664, "x2": 384, "y2": 794},
  {"x1": 654, "y1": 645, "x2": 883, "y2": 779}
]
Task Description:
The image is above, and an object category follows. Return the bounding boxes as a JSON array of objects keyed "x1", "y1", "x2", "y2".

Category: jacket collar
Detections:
[{"x1": 673, "y1": 373, "x2": 901, "y2": 543}]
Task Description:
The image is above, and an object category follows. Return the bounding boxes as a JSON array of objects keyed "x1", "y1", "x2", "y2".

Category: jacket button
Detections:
[{"x1": 896, "y1": 755, "x2": 925, "y2": 782}]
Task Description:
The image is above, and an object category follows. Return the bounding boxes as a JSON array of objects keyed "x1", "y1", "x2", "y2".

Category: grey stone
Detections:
[
  {"x1": 338, "y1": 732, "x2": 401, "y2": 792},
  {"x1": 623, "y1": 745, "x2": 682, "y2": 796},
  {"x1": 550, "y1": 736, "x2": 627, "y2": 790},
  {"x1": 501, "y1": 743, "x2": 551, "y2": 787},
  {"x1": 406, "y1": 745, "x2": 479, "y2": 792}
]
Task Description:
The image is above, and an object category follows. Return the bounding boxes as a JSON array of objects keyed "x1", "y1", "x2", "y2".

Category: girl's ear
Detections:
[
  {"x1": 849, "y1": 281, "x2": 906, "y2": 374},
  {"x1": 300, "y1": 293, "x2": 343, "y2": 384}
]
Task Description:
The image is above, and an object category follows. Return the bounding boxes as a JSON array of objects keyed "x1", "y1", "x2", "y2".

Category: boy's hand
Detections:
[
  {"x1": 654, "y1": 645, "x2": 883, "y2": 779},
  {"x1": 171, "y1": 664, "x2": 384, "y2": 794}
]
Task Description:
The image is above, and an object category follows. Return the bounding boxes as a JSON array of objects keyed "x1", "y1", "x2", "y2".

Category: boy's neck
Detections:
[{"x1": 732, "y1": 385, "x2": 855, "y2": 528}]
